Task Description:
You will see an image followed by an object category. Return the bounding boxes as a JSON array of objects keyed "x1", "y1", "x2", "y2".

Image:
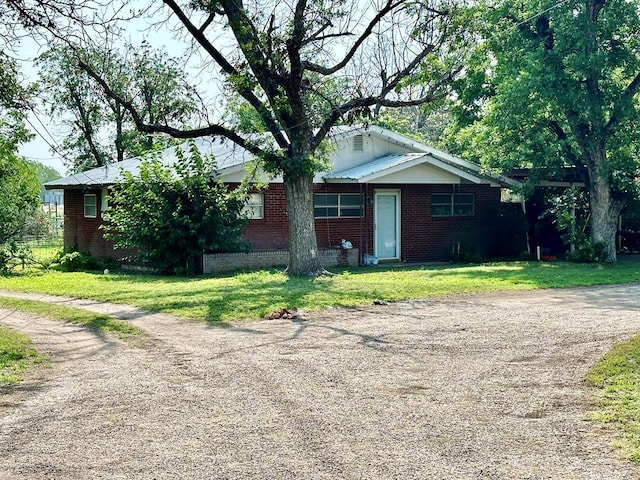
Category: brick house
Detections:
[{"x1": 45, "y1": 125, "x2": 519, "y2": 266}]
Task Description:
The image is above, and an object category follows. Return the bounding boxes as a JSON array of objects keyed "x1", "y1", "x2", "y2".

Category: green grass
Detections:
[
  {"x1": 0, "y1": 297, "x2": 142, "y2": 340},
  {"x1": 0, "y1": 325, "x2": 44, "y2": 385},
  {"x1": 29, "y1": 243, "x2": 63, "y2": 264},
  {"x1": 0, "y1": 259, "x2": 639, "y2": 323},
  {"x1": 587, "y1": 335, "x2": 640, "y2": 462},
  {"x1": 0, "y1": 284, "x2": 140, "y2": 386},
  {"x1": 2, "y1": 258, "x2": 640, "y2": 451}
]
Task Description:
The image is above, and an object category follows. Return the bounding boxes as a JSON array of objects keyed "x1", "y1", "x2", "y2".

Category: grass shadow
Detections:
[{"x1": 1, "y1": 260, "x2": 640, "y2": 323}]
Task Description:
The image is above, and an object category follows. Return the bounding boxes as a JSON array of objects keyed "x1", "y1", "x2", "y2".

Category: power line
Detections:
[
  {"x1": 511, "y1": 0, "x2": 572, "y2": 29},
  {"x1": 26, "y1": 109, "x2": 66, "y2": 155}
]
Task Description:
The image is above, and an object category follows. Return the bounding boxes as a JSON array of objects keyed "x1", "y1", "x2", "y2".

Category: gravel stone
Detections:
[{"x1": 0, "y1": 285, "x2": 639, "y2": 479}]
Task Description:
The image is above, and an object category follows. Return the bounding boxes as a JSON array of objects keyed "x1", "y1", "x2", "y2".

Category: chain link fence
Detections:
[{"x1": 15, "y1": 203, "x2": 64, "y2": 262}]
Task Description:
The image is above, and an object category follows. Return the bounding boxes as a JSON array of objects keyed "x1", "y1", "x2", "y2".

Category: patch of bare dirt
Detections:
[{"x1": 1, "y1": 286, "x2": 640, "y2": 479}]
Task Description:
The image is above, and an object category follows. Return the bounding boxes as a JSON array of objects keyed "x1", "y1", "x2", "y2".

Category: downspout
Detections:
[
  {"x1": 359, "y1": 182, "x2": 364, "y2": 265},
  {"x1": 366, "y1": 182, "x2": 371, "y2": 260}
]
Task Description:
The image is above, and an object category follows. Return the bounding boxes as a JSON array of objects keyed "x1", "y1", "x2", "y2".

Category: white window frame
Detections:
[
  {"x1": 314, "y1": 193, "x2": 362, "y2": 218},
  {"x1": 242, "y1": 192, "x2": 264, "y2": 219},
  {"x1": 101, "y1": 188, "x2": 109, "y2": 213},
  {"x1": 84, "y1": 194, "x2": 97, "y2": 218}
]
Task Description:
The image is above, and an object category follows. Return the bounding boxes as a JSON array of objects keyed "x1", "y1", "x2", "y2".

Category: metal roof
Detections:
[
  {"x1": 44, "y1": 137, "x2": 253, "y2": 189},
  {"x1": 44, "y1": 126, "x2": 517, "y2": 189},
  {"x1": 325, "y1": 153, "x2": 428, "y2": 181},
  {"x1": 324, "y1": 152, "x2": 515, "y2": 187}
]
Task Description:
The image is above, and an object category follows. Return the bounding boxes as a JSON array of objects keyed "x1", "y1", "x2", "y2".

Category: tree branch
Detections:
[
  {"x1": 605, "y1": 69, "x2": 640, "y2": 133},
  {"x1": 302, "y1": 0, "x2": 406, "y2": 75},
  {"x1": 77, "y1": 58, "x2": 270, "y2": 159},
  {"x1": 162, "y1": 0, "x2": 289, "y2": 148}
]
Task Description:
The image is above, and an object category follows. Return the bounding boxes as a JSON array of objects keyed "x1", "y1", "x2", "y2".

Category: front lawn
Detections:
[
  {"x1": 0, "y1": 297, "x2": 142, "y2": 340},
  {"x1": 0, "y1": 259, "x2": 639, "y2": 323},
  {"x1": 587, "y1": 335, "x2": 640, "y2": 463},
  {"x1": 0, "y1": 325, "x2": 44, "y2": 385}
]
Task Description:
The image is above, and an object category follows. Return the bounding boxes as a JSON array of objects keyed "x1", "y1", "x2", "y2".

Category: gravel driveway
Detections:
[{"x1": 1, "y1": 285, "x2": 640, "y2": 479}]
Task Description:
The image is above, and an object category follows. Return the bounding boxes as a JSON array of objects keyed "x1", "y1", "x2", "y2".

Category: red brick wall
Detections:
[
  {"x1": 66, "y1": 183, "x2": 502, "y2": 263},
  {"x1": 395, "y1": 184, "x2": 501, "y2": 262},
  {"x1": 242, "y1": 182, "x2": 501, "y2": 262},
  {"x1": 239, "y1": 184, "x2": 290, "y2": 250},
  {"x1": 63, "y1": 189, "x2": 135, "y2": 260}
]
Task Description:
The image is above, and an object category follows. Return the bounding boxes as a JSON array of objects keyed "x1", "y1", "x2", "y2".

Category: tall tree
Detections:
[
  {"x1": 376, "y1": 103, "x2": 453, "y2": 145},
  {"x1": 448, "y1": 0, "x2": 640, "y2": 262},
  {"x1": 71, "y1": 0, "x2": 468, "y2": 276},
  {"x1": 0, "y1": 53, "x2": 40, "y2": 245},
  {"x1": 37, "y1": 42, "x2": 198, "y2": 171}
]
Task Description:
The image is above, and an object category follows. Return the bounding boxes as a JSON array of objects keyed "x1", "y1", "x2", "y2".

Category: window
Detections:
[
  {"x1": 101, "y1": 188, "x2": 109, "y2": 213},
  {"x1": 84, "y1": 194, "x2": 97, "y2": 218},
  {"x1": 242, "y1": 193, "x2": 264, "y2": 219},
  {"x1": 431, "y1": 193, "x2": 475, "y2": 217},
  {"x1": 353, "y1": 134, "x2": 364, "y2": 152},
  {"x1": 315, "y1": 193, "x2": 362, "y2": 218}
]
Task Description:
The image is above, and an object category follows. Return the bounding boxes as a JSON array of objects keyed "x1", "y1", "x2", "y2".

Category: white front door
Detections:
[{"x1": 375, "y1": 190, "x2": 400, "y2": 259}]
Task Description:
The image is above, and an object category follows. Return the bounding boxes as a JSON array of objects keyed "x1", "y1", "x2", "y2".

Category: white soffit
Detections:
[
  {"x1": 325, "y1": 153, "x2": 489, "y2": 184},
  {"x1": 364, "y1": 163, "x2": 462, "y2": 184}
]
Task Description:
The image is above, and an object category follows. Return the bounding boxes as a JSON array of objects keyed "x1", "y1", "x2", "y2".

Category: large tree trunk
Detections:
[
  {"x1": 283, "y1": 173, "x2": 324, "y2": 276},
  {"x1": 588, "y1": 170, "x2": 624, "y2": 263}
]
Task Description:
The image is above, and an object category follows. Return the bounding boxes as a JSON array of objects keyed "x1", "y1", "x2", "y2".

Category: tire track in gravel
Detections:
[{"x1": 1, "y1": 286, "x2": 640, "y2": 479}]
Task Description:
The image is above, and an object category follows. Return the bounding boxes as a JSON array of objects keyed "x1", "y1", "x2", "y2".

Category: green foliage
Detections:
[
  {"x1": 0, "y1": 243, "x2": 35, "y2": 273},
  {"x1": 541, "y1": 187, "x2": 607, "y2": 262},
  {"x1": 446, "y1": 0, "x2": 640, "y2": 260},
  {"x1": 0, "y1": 155, "x2": 41, "y2": 246},
  {"x1": 0, "y1": 52, "x2": 40, "y2": 249},
  {"x1": 51, "y1": 248, "x2": 115, "y2": 272},
  {"x1": 542, "y1": 187, "x2": 588, "y2": 246},
  {"x1": 36, "y1": 42, "x2": 196, "y2": 171},
  {"x1": 29, "y1": 160, "x2": 62, "y2": 184},
  {"x1": 567, "y1": 240, "x2": 608, "y2": 264},
  {"x1": 103, "y1": 143, "x2": 249, "y2": 275},
  {"x1": 375, "y1": 104, "x2": 453, "y2": 146},
  {"x1": 0, "y1": 261, "x2": 639, "y2": 323},
  {"x1": 0, "y1": 325, "x2": 42, "y2": 385},
  {"x1": 0, "y1": 52, "x2": 34, "y2": 145},
  {"x1": 587, "y1": 335, "x2": 640, "y2": 462}
]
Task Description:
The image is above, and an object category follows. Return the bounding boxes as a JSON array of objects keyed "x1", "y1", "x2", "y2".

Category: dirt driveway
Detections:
[{"x1": 1, "y1": 285, "x2": 640, "y2": 479}]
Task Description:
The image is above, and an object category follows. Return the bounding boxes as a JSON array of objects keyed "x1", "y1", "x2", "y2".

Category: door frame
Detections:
[{"x1": 374, "y1": 189, "x2": 401, "y2": 260}]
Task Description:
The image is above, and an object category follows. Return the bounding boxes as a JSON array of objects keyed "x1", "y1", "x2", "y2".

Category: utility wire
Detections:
[{"x1": 511, "y1": 0, "x2": 573, "y2": 29}]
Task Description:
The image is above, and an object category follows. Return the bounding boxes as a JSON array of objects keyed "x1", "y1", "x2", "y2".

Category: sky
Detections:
[
  {"x1": 15, "y1": 2, "x2": 175, "y2": 177},
  {"x1": 20, "y1": 113, "x2": 66, "y2": 175},
  {"x1": 16, "y1": 37, "x2": 67, "y2": 176}
]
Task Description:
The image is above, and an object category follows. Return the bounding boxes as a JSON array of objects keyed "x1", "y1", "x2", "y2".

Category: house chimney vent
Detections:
[{"x1": 353, "y1": 134, "x2": 364, "y2": 152}]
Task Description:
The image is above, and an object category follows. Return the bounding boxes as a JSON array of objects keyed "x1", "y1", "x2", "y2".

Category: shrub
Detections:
[
  {"x1": 0, "y1": 243, "x2": 35, "y2": 273},
  {"x1": 567, "y1": 240, "x2": 608, "y2": 263},
  {"x1": 102, "y1": 142, "x2": 249, "y2": 275},
  {"x1": 52, "y1": 248, "x2": 116, "y2": 272}
]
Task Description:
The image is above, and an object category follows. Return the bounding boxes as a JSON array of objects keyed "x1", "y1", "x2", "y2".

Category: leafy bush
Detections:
[
  {"x1": 542, "y1": 187, "x2": 591, "y2": 257},
  {"x1": 52, "y1": 248, "x2": 115, "y2": 272},
  {"x1": 0, "y1": 243, "x2": 35, "y2": 273},
  {"x1": 102, "y1": 142, "x2": 249, "y2": 275},
  {"x1": 567, "y1": 240, "x2": 608, "y2": 263}
]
